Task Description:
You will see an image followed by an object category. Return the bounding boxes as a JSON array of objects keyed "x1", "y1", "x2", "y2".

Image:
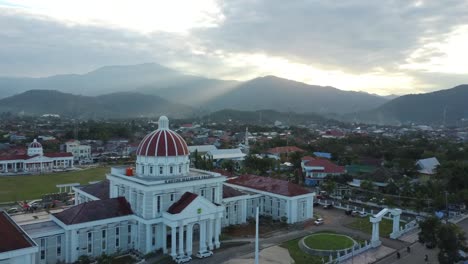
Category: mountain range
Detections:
[
  {"x1": 352, "y1": 84, "x2": 468, "y2": 125},
  {"x1": 0, "y1": 63, "x2": 467, "y2": 125},
  {"x1": 0, "y1": 63, "x2": 388, "y2": 114},
  {"x1": 0, "y1": 90, "x2": 192, "y2": 119}
]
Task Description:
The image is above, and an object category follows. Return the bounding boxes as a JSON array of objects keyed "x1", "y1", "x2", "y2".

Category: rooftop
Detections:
[
  {"x1": 0, "y1": 211, "x2": 36, "y2": 253},
  {"x1": 227, "y1": 174, "x2": 311, "y2": 197},
  {"x1": 21, "y1": 220, "x2": 63, "y2": 238},
  {"x1": 79, "y1": 180, "x2": 110, "y2": 200},
  {"x1": 167, "y1": 192, "x2": 198, "y2": 214},
  {"x1": 223, "y1": 185, "x2": 247, "y2": 199},
  {"x1": 53, "y1": 197, "x2": 133, "y2": 225}
]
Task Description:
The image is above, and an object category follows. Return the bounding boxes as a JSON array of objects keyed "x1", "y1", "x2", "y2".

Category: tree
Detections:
[
  {"x1": 360, "y1": 180, "x2": 374, "y2": 191},
  {"x1": 418, "y1": 217, "x2": 441, "y2": 245},
  {"x1": 322, "y1": 176, "x2": 337, "y2": 194},
  {"x1": 221, "y1": 160, "x2": 235, "y2": 173},
  {"x1": 74, "y1": 255, "x2": 91, "y2": 264},
  {"x1": 437, "y1": 223, "x2": 466, "y2": 264}
]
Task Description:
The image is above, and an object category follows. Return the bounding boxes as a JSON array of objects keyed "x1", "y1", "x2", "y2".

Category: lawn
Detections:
[
  {"x1": 0, "y1": 166, "x2": 109, "y2": 203},
  {"x1": 346, "y1": 216, "x2": 404, "y2": 237},
  {"x1": 280, "y1": 238, "x2": 323, "y2": 264},
  {"x1": 304, "y1": 233, "x2": 354, "y2": 250}
]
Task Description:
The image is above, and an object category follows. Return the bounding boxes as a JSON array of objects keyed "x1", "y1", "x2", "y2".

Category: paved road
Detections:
[{"x1": 188, "y1": 206, "x2": 409, "y2": 264}]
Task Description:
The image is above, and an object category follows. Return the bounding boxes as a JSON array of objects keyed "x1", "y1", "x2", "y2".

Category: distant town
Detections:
[{"x1": 0, "y1": 112, "x2": 467, "y2": 264}]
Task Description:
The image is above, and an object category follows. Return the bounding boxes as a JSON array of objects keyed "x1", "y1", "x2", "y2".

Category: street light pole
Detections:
[{"x1": 255, "y1": 206, "x2": 259, "y2": 264}]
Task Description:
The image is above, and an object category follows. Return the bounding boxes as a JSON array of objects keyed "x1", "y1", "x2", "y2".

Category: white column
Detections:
[
  {"x1": 392, "y1": 213, "x2": 401, "y2": 235},
  {"x1": 162, "y1": 224, "x2": 167, "y2": 254},
  {"x1": 186, "y1": 223, "x2": 193, "y2": 256},
  {"x1": 207, "y1": 219, "x2": 214, "y2": 250},
  {"x1": 199, "y1": 220, "x2": 207, "y2": 252},
  {"x1": 178, "y1": 225, "x2": 184, "y2": 256},
  {"x1": 214, "y1": 217, "x2": 221, "y2": 248},
  {"x1": 145, "y1": 224, "x2": 152, "y2": 253},
  {"x1": 171, "y1": 226, "x2": 177, "y2": 258}
]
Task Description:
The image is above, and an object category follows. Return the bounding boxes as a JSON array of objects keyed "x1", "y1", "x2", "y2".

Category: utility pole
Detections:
[{"x1": 255, "y1": 206, "x2": 259, "y2": 264}]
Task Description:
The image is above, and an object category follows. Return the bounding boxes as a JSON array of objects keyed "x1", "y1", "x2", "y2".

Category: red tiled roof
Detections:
[
  {"x1": 136, "y1": 130, "x2": 189, "y2": 157},
  {"x1": 301, "y1": 156, "x2": 315, "y2": 161},
  {"x1": 79, "y1": 180, "x2": 110, "y2": 200},
  {"x1": 227, "y1": 174, "x2": 311, "y2": 197},
  {"x1": 0, "y1": 154, "x2": 28, "y2": 161},
  {"x1": 267, "y1": 146, "x2": 305, "y2": 154},
  {"x1": 304, "y1": 158, "x2": 345, "y2": 174},
  {"x1": 0, "y1": 211, "x2": 36, "y2": 253},
  {"x1": 167, "y1": 192, "x2": 198, "y2": 214},
  {"x1": 223, "y1": 185, "x2": 246, "y2": 199},
  {"x1": 44, "y1": 152, "x2": 73, "y2": 158},
  {"x1": 53, "y1": 197, "x2": 133, "y2": 225}
]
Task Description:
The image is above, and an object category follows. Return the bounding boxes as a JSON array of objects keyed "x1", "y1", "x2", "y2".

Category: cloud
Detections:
[{"x1": 1, "y1": 0, "x2": 468, "y2": 95}]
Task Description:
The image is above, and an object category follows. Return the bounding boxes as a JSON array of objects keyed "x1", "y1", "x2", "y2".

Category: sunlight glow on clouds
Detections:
[
  {"x1": 0, "y1": 0, "x2": 224, "y2": 33},
  {"x1": 401, "y1": 25, "x2": 468, "y2": 74}
]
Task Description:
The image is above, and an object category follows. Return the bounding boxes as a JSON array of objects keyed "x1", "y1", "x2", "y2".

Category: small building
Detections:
[
  {"x1": 205, "y1": 148, "x2": 246, "y2": 168},
  {"x1": 64, "y1": 140, "x2": 92, "y2": 164},
  {"x1": 188, "y1": 145, "x2": 218, "y2": 155},
  {"x1": 416, "y1": 157, "x2": 440, "y2": 175},
  {"x1": 313, "y1": 152, "x2": 332, "y2": 159},
  {"x1": 301, "y1": 157, "x2": 345, "y2": 186}
]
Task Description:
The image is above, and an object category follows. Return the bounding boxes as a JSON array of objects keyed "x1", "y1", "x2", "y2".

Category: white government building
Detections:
[
  {"x1": 0, "y1": 116, "x2": 314, "y2": 264},
  {"x1": 0, "y1": 139, "x2": 74, "y2": 174}
]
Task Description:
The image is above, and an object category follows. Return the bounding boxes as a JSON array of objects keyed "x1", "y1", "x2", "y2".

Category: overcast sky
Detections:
[{"x1": 1, "y1": 0, "x2": 468, "y2": 95}]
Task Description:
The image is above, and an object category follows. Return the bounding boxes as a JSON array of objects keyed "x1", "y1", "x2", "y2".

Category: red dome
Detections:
[
  {"x1": 136, "y1": 129, "x2": 189, "y2": 157},
  {"x1": 29, "y1": 139, "x2": 42, "y2": 148}
]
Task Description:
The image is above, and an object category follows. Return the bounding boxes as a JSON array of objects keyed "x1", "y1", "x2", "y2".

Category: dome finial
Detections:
[{"x1": 158, "y1": 116, "x2": 169, "y2": 130}]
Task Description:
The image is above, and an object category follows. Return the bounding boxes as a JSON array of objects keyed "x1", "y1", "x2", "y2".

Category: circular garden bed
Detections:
[{"x1": 299, "y1": 233, "x2": 357, "y2": 257}]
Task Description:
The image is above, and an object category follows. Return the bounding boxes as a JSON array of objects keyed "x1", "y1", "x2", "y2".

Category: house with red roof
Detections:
[{"x1": 301, "y1": 157, "x2": 346, "y2": 186}]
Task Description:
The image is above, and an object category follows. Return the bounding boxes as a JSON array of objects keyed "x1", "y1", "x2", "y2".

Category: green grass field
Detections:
[
  {"x1": 0, "y1": 166, "x2": 109, "y2": 203},
  {"x1": 280, "y1": 238, "x2": 323, "y2": 264},
  {"x1": 346, "y1": 216, "x2": 404, "y2": 237},
  {"x1": 304, "y1": 233, "x2": 354, "y2": 250}
]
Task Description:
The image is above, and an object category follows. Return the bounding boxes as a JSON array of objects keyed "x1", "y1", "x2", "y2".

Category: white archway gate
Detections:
[{"x1": 370, "y1": 208, "x2": 402, "y2": 247}]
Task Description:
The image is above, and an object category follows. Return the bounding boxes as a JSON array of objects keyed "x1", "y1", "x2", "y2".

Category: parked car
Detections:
[
  {"x1": 425, "y1": 241, "x2": 436, "y2": 249},
  {"x1": 314, "y1": 218, "x2": 324, "y2": 225},
  {"x1": 196, "y1": 250, "x2": 213, "y2": 258},
  {"x1": 313, "y1": 202, "x2": 320, "y2": 207},
  {"x1": 351, "y1": 210, "x2": 359, "y2": 217},
  {"x1": 175, "y1": 255, "x2": 192, "y2": 263},
  {"x1": 359, "y1": 212, "x2": 368, "y2": 218},
  {"x1": 345, "y1": 209, "x2": 353, "y2": 215},
  {"x1": 6, "y1": 207, "x2": 19, "y2": 214},
  {"x1": 323, "y1": 204, "x2": 333, "y2": 209}
]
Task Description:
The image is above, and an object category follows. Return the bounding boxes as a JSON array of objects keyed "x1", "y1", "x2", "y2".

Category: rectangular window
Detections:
[
  {"x1": 170, "y1": 193, "x2": 174, "y2": 201},
  {"x1": 150, "y1": 166, "x2": 153, "y2": 174},
  {"x1": 212, "y1": 187, "x2": 215, "y2": 202},
  {"x1": 115, "y1": 227, "x2": 120, "y2": 247},
  {"x1": 156, "y1": 196, "x2": 161, "y2": 213},
  {"x1": 87, "y1": 232, "x2": 93, "y2": 254},
  {"x1": 201, "y1": 189, "x2": 205, "y2": 197},
  {"x1": 302, "y1": 201, "x2": 306, "y2": 218},
  {"x1": 159, "y1": 166, "x2": 163, "y2": 174},
  {"x1": 225, "y1": 207, "x2": 229, "y2": 219},
  {"x1": 234, "y1": 204, "x2": 237, "y2": 212},
  {"x1": 56, "y1": 236, "x2": 62, "y2": 257},
  {"x1": 128, "y1": 225, "x2": 132, "y2": 245},
  {"x1": 179, "y1": 165, "x2": 182, "y2": 173},
  {"x1": 151, "y1": 225, "x2": 156, "y2": 246},
  {"x1": 141, "y1": 166, "x2": 144, "y2": 174},
  {"x1": 277, "y1": 201, "x2": 280, "y2": 217},
  {"x1": 102, "y1": 230, "x2": 106, "y2": 251},
  {"x1": 170, "y1": 166, "x2": 173, "y2": 174},
  {"x1": 40, "y1": 238, "x2": 46, "y2": 260}
]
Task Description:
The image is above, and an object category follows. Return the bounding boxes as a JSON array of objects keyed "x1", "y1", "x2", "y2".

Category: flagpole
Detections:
[{"x1": 255, "y1": 206, "x2": 259, "y2": 264}]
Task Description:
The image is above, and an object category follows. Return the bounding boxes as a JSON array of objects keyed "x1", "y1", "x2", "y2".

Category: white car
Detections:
[
  {"x1": 314, "y1": 218, "x2": 324, "y2": 225},
  {"x1": 359, "y1": 212, "x2": 368, "y2": 218},
  {"x1": 175, "y1": 255, "x2": 192, "y2": 264},
  {"x1": 196, "y1": 250, "x2": 213, "y2": 258}
]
